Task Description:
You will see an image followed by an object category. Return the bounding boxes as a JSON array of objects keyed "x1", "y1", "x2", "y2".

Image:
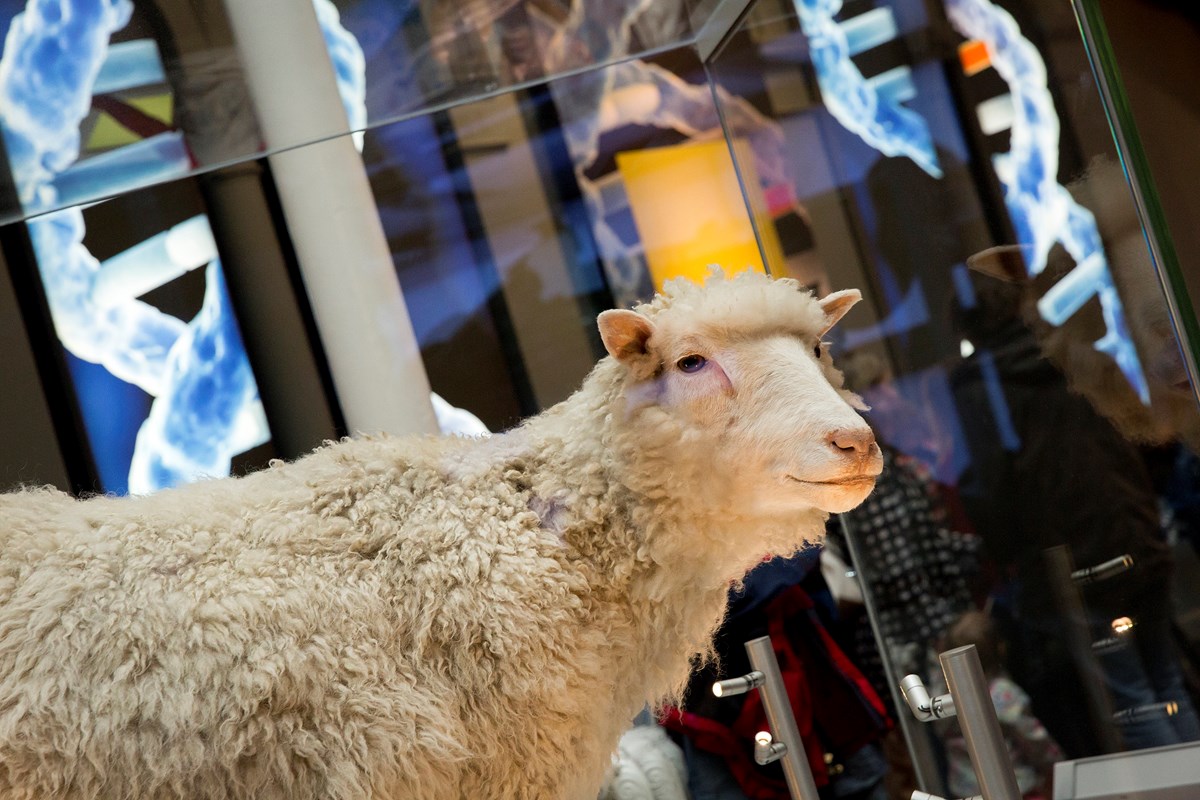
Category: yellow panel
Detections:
[
  {"x1": 616, "y1": 137, "x2": 784, "y2": 290},
  {"x1": 86, "y1": 94, "x2": 174, "y2": 150}
]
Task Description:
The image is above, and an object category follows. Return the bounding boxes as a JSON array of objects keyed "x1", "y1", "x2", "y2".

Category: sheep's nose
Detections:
[{"x1": 827, "y1": 428, "x2": 876, "y2": 458}]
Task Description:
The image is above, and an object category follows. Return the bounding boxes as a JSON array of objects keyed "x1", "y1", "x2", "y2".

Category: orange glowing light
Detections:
[
  {"x1": 616, "y1": 138, "x2": 778, "y2": 290},
  {"x1": 959, "y1": 39, "x2": 992, "y2": 77}
]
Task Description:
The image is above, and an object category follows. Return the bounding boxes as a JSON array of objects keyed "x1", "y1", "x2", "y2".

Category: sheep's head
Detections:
[{"x1": 597, "y1": 270, "x2": 882, "y2": 517}]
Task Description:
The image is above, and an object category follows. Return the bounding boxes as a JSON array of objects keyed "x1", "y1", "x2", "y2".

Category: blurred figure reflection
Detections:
[{"x1": 949, "y1": 269, "x2": 1200, "y2": 755}]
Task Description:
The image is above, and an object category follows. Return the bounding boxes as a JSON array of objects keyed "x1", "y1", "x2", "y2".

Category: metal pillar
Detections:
[
  {"x1": 900, "y1": 644, "x2": 1021, "y2": 800},
  {"x1": 939, "y1": 646, "x2": 1022, "y2": 800},
  {"x1": 843, "y1": 518, "x2": 947, "y2": 793},
  {"x1": 744, "y1": 636, "x2": 821, "y2": 800},
  {"x1": 220, "y1": 0, "x2": 438, "y2": 436}
]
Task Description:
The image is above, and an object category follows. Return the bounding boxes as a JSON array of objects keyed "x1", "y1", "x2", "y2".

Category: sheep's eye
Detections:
[
  {"x1": 813, "y1": 342, "x2": 823, "y2": 359},
  {"x1": 676, "y1": 355, "x2": 707, "y2": 373}
]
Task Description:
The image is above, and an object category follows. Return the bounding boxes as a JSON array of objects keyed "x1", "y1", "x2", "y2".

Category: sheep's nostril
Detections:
[{"x1": 828, "y1": 428, "x2": 876, "y2": 457}]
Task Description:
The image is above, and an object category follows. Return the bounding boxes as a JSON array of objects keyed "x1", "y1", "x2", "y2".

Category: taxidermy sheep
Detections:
[{"x1": 0, "y1": 270, "x2": 881, "y2": 799}]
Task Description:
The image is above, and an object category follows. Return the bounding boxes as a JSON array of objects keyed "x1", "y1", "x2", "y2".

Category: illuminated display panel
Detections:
[
  {"x1": 27, "y1": 181, "x2": 275, "y2": 495},
  {"x1": 0, "y1": 0, "x2": 275, "y2": 493}
]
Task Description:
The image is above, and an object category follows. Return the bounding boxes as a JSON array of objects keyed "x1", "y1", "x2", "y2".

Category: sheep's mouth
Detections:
[{"x1": 786, "y1": 475, "x2": 877, "y2": 488}]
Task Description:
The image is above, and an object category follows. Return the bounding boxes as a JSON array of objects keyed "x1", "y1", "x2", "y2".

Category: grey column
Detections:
[
  {"x1": 745, "y1": 635, "x2": 821, "y2": 800},
  {"x1": 221, "y1": 0, "x2": 438, "y2": 435}
]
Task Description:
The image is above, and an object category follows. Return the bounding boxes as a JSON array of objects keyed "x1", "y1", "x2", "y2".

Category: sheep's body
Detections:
[
  {"x1": 0, "y1": 428, "x2": 697, "y2": 799},
  {"x1": 0, "y1": 272, "x2": 879, "y2": 799}
]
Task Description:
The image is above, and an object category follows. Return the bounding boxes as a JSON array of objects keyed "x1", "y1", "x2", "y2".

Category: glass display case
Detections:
[
  {"x1": 1, "y1": 0, "x2": 1198, "y2": 797},
  {"x1": 705, "y1": 1, "x2": 1200, "y2": 797}
]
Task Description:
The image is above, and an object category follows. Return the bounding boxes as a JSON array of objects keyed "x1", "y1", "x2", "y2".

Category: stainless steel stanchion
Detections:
[
  {"x1": 939, "y1": 646, "x2": 1022, "y2": 800},
  {"x1": 899, "y1": 644, "x2": 1021, "y2": 800},
  {"x1": 712, "y1": 636, "x2": 821, "y2": 800},
  {"x1": 744, "y1": 636, "x2": 822, "y2": 800}
]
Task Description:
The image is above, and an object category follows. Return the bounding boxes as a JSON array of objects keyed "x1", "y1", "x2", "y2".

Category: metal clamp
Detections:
[
  {"x1": 713, "y1": 671, "x2": 765, "y2": 698},
  {"x1": 899, "y1": 674, "x2": 958, "y2": 721},
  {"x1": 1113, "y1": 701, "x2": 1180, "y2": 724},
  {"x1": 1070, "y1": 554, "x2": 1134, "y2": 585},
  {"x1": 898, "y1": 646, "x2": 1022, "y2": 800},
  {"x1": 754, "y1": 731, "x2": 789, "y2": 765}
]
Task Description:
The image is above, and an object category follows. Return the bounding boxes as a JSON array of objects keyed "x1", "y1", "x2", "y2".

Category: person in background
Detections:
[
  {"x1": 661, "y1": 552, "x2": 892, "y2": 800},
  {"x1": 950, "y1": 269, "x2": 1200, "y2": 755}
]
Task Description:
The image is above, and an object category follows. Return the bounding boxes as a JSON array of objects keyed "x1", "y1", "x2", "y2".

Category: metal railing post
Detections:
[
  {"x1": 938, "y1": 646, "x2": 1022, "y2": 800},
  {"x1": 743, "y1": 635, "x2": 822, "y2": 800}
]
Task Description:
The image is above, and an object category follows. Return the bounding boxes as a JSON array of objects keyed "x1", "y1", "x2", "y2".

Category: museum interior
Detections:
[{"x1": 1, "y1": 0, "x2": 1200, "y2": 798}]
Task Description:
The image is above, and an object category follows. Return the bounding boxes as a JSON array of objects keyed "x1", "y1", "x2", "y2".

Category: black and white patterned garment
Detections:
[{"x1": 826, "y1": 448, "x2": 980, "y2": 703}]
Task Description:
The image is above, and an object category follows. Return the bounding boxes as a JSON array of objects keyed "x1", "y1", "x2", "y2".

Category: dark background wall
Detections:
[{"x1": 0, "y1": 246, "x2": 70, "y2": 491}]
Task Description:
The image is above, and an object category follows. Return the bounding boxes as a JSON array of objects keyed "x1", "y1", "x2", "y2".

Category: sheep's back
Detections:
[{"x1": 0, "y1": 436, "x2": 605, "y2": 798}]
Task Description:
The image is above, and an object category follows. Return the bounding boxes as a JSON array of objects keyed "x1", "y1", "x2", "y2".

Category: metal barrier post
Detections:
[
  {"x1": 939, "y1": 646, "x2": 1022, "y2": 800},
  {"x1": 743, "y1": 635, "x2": 822, "y2": 800}
]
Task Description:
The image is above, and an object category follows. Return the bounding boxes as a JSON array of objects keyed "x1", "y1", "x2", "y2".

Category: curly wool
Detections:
[{"x1": 0, "y1": 271, "x2": 841, "y2": 800}]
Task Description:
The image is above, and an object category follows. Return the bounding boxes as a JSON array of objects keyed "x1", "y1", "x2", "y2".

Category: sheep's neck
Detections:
[
  {"x1": 508, "y1": 362, "x2": 822, "y2": 710},
  {"x1": 518, "y1": 363, "x2": 752, "y2": 592}
]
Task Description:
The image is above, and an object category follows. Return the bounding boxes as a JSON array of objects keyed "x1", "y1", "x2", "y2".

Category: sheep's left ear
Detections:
[
  {"x1": 598, "y1": 309, "x2": 656, "y2": 364},
  {"x1": 818, "y1": 289, "x2": 861, "y2": 335}
]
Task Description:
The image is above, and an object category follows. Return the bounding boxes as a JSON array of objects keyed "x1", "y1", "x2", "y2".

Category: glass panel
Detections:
[
  {"x1": 0, "y1": 0, "x2": 738, "y2": 228},
  {"x1": 358, "y1": 45, "x2": 773, "y2": 428},
  {"x1": 3, "y1": 31, "x2": 765, "y2": 493},
  {"x1": 0, "y1": 0, "x2": 263, "y2": 225},
  {"x1": 335, "y1": 0, "x2": 705, "y2": 126},
  {"x1": 705, "y1": 0, "x2": 1200, "y2": 796},
  {"x1": 1073, "y1": 0, "x2": 1200, "y2": 407},
  {"x1": 4, "y1": 175, "x2": 278, "y2": 495},
  {"x1": 8, "y1": 0, "x2": 1199, "y2": 792}
]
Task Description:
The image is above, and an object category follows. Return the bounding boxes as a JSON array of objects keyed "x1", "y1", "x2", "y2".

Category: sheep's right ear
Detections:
[{"x1": 598, "y1": 309, "x2": 655, "y2": 363}]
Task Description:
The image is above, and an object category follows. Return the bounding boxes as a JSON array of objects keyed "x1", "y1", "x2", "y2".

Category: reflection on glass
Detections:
[
  {"x1": 0, "y1": 0, "x2": 717, "y2": 226},
  {"x1": 702, "y1": 0, "x2": 1200, "y2": 794},
  {"x1": 334, "y1": 0, "x2": 698, "y2": 122},
  {"x1": 354, "y1": 45, "x2": 789, "y2": 429},
  {"x1": 945, "y1": 0, "x2": 1149, "y2": 403},
  {"x1": 794, "y1": 0, "x2": 942, "y2": 178},
  {"x1": 616, "y1": 138, "x2": 775, "y2": 287},
  {"x1": 0, "y1": 0, "x2": 189, "y2": 214}
]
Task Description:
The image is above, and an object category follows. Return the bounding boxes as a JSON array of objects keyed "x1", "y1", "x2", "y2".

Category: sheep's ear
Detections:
[
  {"x1": 818, "y1": 289, "x2": 861, "y2": 335},
  {"x1": 966, "y1": 245, "x2": 1031, "y2": 283},
  {"x1": 598, "y1": 309, "x2": 655, "y2": 363}
]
